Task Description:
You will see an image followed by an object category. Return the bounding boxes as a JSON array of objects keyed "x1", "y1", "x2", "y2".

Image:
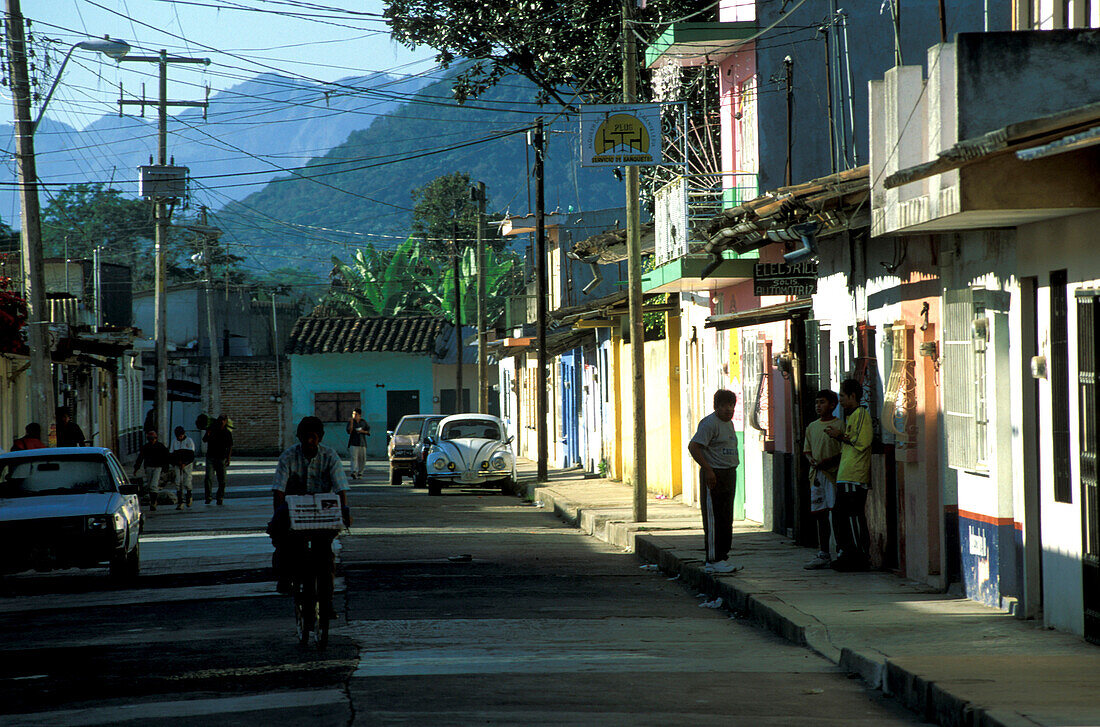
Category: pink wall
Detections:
[{"x1": 719, "y1": 44, "x2": 756, "y2": 197}]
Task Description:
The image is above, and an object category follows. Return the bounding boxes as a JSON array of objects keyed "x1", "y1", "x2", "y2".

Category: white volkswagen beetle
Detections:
[{"x1": 424, "y1": 414, "x2": 515, "y2": 496}]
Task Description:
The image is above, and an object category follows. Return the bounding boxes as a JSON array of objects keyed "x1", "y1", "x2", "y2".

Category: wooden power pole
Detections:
[
  {"x1": 6, "y1": 0, "x2": 55, "y2": 429},
  {"x1": 534, "y1": 119, "x2": 549, "y2": 482},
  {"x1": 474, "y1": 182, "x2": 489, "y2": 414},
  {"x1": 623, "y1": 0, "x2": 646, "y2": 522}
]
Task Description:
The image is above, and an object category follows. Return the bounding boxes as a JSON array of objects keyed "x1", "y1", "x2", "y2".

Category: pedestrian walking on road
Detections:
[
  {"x1": 134, "y1": 429, "x2": 170, "y2": 511},
  {"x1": 10, "y1": 423, "x2": 46, "y2": 451},
  {"x1": 346, "y1": 408, "x2": 370, "y2": 479},
  {"x1": 203, "y1": 415, "x2": 233, "y2": 505},
  {"x1": 687, "y1": 389, "x2": 743, "y2": 575},
  {"x1": 170, "y1": 426, "x2": 196, "y2": 509},
  {"x1": 802, "y1": 389, "x2": 842, "y2": 570},
  {"x1": 55, "y1": 406, "x2": 86, "y2": 447},
  {"x1": 824, "y1": 378, "x2": 873, "y2": 571}
]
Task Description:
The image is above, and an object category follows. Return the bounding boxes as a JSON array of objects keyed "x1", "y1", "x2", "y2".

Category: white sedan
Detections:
[{"x1": 424, "y1": 414, "x2": 516, "y2": 496}]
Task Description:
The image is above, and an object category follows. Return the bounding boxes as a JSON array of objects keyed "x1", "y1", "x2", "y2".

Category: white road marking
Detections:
[
  {"x1": 141, "y1": 533, "x2": 269, "y2": 542},
  {"x1": 0, "y1": 578, "x2": 343, "y2": 614},
  {"x1": 4, "y1": 688, "x2": 346, "y2": 726}
]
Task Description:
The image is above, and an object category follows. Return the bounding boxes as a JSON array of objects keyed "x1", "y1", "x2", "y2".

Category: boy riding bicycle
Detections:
[{"x1": 270, "y1": 416, "x2": 353, "y2": 608}]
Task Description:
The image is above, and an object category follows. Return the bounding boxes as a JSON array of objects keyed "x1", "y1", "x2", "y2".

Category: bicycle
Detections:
[
  {"x1": 285, "y1": 493, "x2": 344, "y2": 649},
  {"x1": 290, "y1": 531, "x2": 336, "y2": 648}
]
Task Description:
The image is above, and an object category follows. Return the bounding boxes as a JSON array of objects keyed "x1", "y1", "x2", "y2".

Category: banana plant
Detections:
[
  {"x1": 419, "y1": 246, "x2": 519, "y2": 326},
  {"x1": 327, "y1": 237, "x2": 430, "y2": 316}
]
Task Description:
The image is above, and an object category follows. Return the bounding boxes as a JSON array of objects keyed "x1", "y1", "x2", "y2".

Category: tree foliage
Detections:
[
  {"x1": 383, "y1": 0, "x2": 713, "y2": 106},
  {"x1": 410, "y1": 172, "x2": 504, "y2": 259},
  {"x1": 418, "y1": 245, "x2": 522, "y2": 326},
  {"x1": 41, "y1": 183, "x2": 248, "y2": 291},
  {"x1": 326, "y1": 237, "x2": 434, "y2": 317}
]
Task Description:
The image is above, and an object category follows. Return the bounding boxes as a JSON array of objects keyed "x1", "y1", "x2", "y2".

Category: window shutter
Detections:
[{"x1": 943, "y1": 288, "x2": 977, "y2": 469}]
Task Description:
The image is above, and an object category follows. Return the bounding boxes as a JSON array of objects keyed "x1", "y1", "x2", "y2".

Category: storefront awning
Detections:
[{"x1": 704, "y1": 298, "x2": 812, "y2": 330}]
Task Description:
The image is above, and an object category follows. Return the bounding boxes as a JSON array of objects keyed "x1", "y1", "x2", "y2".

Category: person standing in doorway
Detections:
[
  {"x1": 687, "y1": 389, "x2": 742, "y2": 575},
  {"x1": 346, "y1": 408, "x2": 370, "y2": 479},
  {"x1": 170, "y1": 426, "x2": 196, "y2": 509},
  {"x1": 55, "y1": 406, "x2": 86, "y2": 447},
  {"x1": 203, "y1": 415, "x2": 233, "y2": 505},
  {"x1": 134, "y1": 429, "x2": 170, "y2": 511},
  {"x1": 825, "y1": 378, "x2": 874, "y2": 571},
  {"x1": 803, "y1": 389, "x2": 842, "y2": 569}
]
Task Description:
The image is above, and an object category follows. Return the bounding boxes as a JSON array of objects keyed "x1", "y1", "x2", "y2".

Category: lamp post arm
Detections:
[{"x1": 32, "y1": 43, "x2": 78, "y2": 135}]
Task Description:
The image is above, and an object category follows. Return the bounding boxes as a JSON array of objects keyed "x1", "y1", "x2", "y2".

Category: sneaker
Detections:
[
  {"x1": 176, "y1": 502, "x2": 183, "y2": 511},
  {"x1": 803, "y1": 553, "x2": 832, "y2": 570},
  {"x1": 704, "y1": 560, "x2": 743, "y2": 574}
]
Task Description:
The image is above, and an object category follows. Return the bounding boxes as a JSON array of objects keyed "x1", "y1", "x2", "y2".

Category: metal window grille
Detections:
[
  {"x1": 943, "y1": 288, "x2": 978, "y2": 470},
  {"x1": 803, "y1": 319, "x2": 822, "y2": 397},
  {"x1": 1052, "y1": 270, "x2": 1072, "y2": 502},
  {"x1": 1078, "y1": 292, "x2": 1100, "y2": 642},
  {"x1": 314, "y1": 392, "x2": 360, "y2": 422}
]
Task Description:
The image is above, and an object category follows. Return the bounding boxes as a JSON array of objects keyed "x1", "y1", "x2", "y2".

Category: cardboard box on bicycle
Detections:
[{"x1": 286, "y1": 493, "x2": 342, "y2": 531}]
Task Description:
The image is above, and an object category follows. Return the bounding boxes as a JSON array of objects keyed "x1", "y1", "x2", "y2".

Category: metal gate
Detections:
[{"x1": 1076, "y1": 293, "x2": 1100, "y2": 644}]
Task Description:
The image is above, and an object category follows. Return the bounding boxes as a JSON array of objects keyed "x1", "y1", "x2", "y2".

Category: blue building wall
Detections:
[
  {"x1": 289, "y1": 352, "x2": 435, "y2": 458},
  {"x1": 756, "y1": 0, "x2": 1011, "y2": 192}
]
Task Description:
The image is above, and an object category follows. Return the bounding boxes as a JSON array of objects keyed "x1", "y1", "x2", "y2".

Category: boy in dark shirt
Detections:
[{"x1": 134, "y1": 429, "x2": 170, "y2": 510}]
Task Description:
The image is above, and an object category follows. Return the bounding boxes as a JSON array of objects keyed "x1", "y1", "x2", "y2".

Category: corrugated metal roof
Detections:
[{"x1": 286, "y1": 316, "x2": 445, "y2": 356}]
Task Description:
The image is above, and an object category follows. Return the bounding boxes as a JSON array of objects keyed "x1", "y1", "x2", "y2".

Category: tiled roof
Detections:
[{"x1": 286, "y1": 316, "x2": 445, "y2": 356}]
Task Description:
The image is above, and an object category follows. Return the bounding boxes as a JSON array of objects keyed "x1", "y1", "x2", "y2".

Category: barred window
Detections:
[
  {"x1": 314, "y1": 392, "x2": 360, "y2": 422},
  {"x1": 942, "y1": 287, "x2": 988, "y2": 471}
]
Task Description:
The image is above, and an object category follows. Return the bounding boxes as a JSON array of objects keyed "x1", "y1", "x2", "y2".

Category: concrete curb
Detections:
[{"x1": 512, "y1": 475, "x2": 1029, "y2": 727}]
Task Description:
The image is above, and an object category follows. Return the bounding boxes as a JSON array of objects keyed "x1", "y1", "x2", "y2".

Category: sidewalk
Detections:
[{"x1": 510, "y1": 459, "x2": 1100, "y2": 727}]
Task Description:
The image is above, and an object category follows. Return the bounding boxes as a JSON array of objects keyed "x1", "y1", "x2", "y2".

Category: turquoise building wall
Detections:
[{"x1": 289, "y1": 352, "x2": 435, "y2": 458}]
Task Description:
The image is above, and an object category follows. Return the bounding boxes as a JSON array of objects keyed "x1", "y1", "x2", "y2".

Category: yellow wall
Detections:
[
  {"x1": 0, "y1": 355, "x2": 28, "y2": 449},
  {"x1": 616, "y1": 334, "x2": 681, "y2": 496}
]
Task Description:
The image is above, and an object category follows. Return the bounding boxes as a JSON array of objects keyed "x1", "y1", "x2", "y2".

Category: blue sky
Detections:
[{"x1": 22, "y1": 0, "x2": 437, "y2": 129}]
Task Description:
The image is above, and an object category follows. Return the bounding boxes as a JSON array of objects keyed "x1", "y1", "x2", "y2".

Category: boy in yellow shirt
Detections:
[
  {"x1": 824, "y1": 378, "x2": 874, "y2": 571},
  {"x1": 803, "y1": 389, "x2": 842, "y2": 569}
]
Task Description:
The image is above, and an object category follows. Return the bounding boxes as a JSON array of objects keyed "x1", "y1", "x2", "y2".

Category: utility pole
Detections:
[
  {"x1": 119, "y1": 50, "x2": 208, "y2": 438},
  {"x1": 474, "y1": 182, "x2": 488, "y2": 414},
  {"x1": 784, "y1": 56, "x2": 793, "y2": 187},
  {"x1": 822, "y1": 22, "x2": 838, "y2": 175},
  {"x1": 6, "y1": 0, "x2": 55, "y2": 429},
  {"x1": 197, "y1": 207, "x2": 221, "y2": 420},
  {"x1": 533, "y1": 118, "x2": 548, "y2": 482},
  {"x1": 453, "y1": 228, "x2": 463, "y2": 414},
  {"x1": 623, "y1": 0, "x2": 646, "y2": 523}
]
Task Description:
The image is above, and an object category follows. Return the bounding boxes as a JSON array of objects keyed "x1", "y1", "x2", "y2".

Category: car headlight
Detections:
[
  {"x1": 433, "y1": 458, "x2": 448, "y2": 471},
  {"x1": 86, "y1": 515, "x2": 111, "y2": 531},
  {"x1": 113, "y1": 513, "x2": 127, "y2": 531},
  {"x1": 490, "y1": 455, "x2": 508, "y2": 470}
]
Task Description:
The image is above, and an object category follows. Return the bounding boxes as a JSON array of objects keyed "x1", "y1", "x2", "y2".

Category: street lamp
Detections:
[
  {"x1": 4, "y1": 0, "x2": 131, "y2": 433},
  {"x1": 33, "y1": 36, "x2": 131, "y2": 133}
]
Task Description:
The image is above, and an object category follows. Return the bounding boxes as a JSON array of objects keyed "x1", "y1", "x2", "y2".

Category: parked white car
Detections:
[
  {"x1": 424, "y1": 414, "x2": 516, "y2": 496},
  {"x1": 0, "y1": 447, "x2": 143, "y2": 579}
]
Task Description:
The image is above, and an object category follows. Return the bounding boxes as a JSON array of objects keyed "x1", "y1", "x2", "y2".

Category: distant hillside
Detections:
[
  {"x1": 214, "y1": 70, "x2": 624, "y2": 276},
  {"x1": 0, "y1": 71, "x2": 428, "y2": 221}
]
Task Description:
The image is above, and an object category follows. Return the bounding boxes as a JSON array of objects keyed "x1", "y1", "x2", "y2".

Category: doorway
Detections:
[
  {"x1": 386, "y1": 390, "x2": 420, "y2": 431},
  {"x1": 1075, "y1": 291, "x2": 1100, "y2": 644}
]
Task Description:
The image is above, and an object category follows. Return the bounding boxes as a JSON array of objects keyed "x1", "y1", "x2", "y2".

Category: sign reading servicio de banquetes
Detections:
[{"x1": 580, "y1": 104, "x2": 663, "y2": 167}]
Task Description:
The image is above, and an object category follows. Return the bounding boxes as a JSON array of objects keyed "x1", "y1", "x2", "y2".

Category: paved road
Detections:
[{"x1": 0, "y1": 460, "x2": 929, "y2": 725}]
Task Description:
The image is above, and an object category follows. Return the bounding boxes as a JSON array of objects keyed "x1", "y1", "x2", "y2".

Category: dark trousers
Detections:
[
  {"x1": 205, "y1": 457, "x2": 227, "y2": 503},
  {"x1": 833, "y1": 484, "x2": 870, "y2": 563},
  {"x1": 814, "y1": 510, "x2": 833, "y2": 555},
  {"x1": 700, "y1": 467, "x2": 736, "y2": 563}
]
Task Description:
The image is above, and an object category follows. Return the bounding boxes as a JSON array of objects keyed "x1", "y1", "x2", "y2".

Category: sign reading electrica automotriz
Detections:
[
  {"x1": 580, "y1": 104, "x2": 663, "y2": 167},
  {"x1": 753, "y1": 261, "x2": 819, "y2": 297}
]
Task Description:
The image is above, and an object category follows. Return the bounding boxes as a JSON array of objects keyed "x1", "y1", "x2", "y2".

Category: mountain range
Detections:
[{"x1": 214, "y1": 69, "x2": 625, "y2": 276}]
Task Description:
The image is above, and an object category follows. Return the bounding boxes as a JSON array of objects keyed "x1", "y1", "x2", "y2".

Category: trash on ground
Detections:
[
  {"x1": 639, "y1": 564, "x2": 659, "y2": 571},
  {"x1": 447, "y1": 554, "x2": 472, "y2": 562},
  {"x1": 666, "y1": 574, "x2": 680, "y2": 581},
  {"x1": 699, "y1": 597, "x2": 724, "y2": 609}
]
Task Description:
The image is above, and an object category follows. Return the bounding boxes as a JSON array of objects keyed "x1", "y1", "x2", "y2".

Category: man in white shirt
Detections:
[
  {"x1": 169, "y1": 426, "x2": 196, "y2": 509},
  {"x1": 687, "y1": 389, "x2": 742, "y2": 575}
]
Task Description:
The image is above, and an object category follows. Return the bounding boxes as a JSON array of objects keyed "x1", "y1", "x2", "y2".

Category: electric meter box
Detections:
[{"x1": 138, "y1": 165, "x2": 189, "y2": 200}]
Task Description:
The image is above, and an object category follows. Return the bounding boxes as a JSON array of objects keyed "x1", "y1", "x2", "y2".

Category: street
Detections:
[{"x1": 0, "y1": 460, "x2": 927, "y2": 726}]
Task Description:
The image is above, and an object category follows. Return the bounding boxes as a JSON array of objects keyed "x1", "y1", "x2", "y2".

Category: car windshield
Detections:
[
  {"x1": 0, "y1": 456, "x2": 116, "y2": 498},
  {"x1": 422, "y1": 419, "x2": 442, "y2": 438},
  {"x1": 395, "y1": 417, "x2": 426, "y2": 436},
  {"x1": 441, "y1": 420, "x2": 500, "y2": 440}
]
